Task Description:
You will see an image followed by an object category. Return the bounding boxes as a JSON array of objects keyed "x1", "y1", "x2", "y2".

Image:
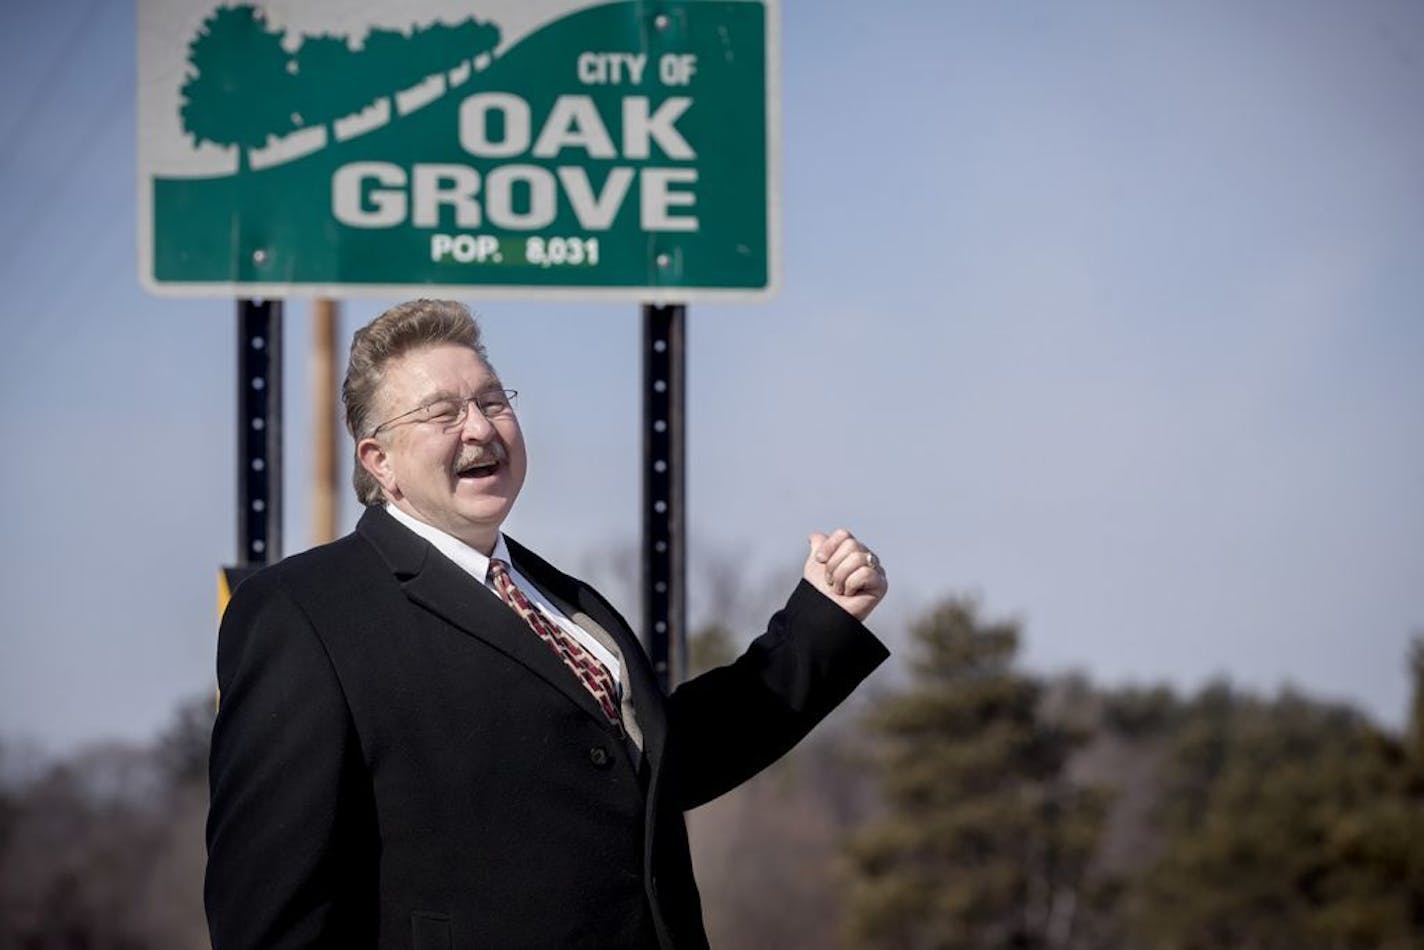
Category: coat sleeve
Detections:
[
  {"x1": 205, "y1": 572, "x2": 377, "y2": 949},
  {"x1": 665, "y1": 580, "x2": 890, "y2": 811}
]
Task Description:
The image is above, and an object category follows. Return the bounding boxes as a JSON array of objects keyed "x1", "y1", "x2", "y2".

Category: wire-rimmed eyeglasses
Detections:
[{"x1": 369, "y1": 389, "x2": 518, "y2": 437}]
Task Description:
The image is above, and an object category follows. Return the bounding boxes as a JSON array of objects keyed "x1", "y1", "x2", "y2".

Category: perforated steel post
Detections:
[
  {"x1": 237, "y1": 299, "x2": 283, "y2": 566},
  {"x1": 642, "y1": 304, "x2": 686, "y2": 692}
]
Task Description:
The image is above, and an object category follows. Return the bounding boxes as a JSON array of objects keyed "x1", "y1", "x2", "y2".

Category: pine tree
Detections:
[
  {"x1": 1131, "y1": 684, "x2": 1424, "y2": 948},
  {"x1": 1405, "y1": 636, "x2": 1424, "y2": 785},
  {"x1": 844, "y1": 599, "x2": 1108, "y2": 949}
]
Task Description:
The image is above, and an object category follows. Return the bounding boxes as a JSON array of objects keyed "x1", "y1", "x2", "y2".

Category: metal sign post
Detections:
[
  {"x1": 221, "y1": 298, "x2": 282, "y2": 613},
  {"x1": 236, "y1": 299, "x2": 283, "y2": 564},
  {"x1": 642, "y1": 304, "x2": 686, "y2": 691}
]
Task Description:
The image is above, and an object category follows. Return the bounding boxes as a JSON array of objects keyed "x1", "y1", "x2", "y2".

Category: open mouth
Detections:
[{"x1": 457, "y1": 460, "x2": 500, "y2": 480}]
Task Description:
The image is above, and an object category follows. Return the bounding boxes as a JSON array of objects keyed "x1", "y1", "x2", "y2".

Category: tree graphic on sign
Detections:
[
  {"x1": 291, "y1": 33, "x2": 353, "y2": 141},
  {"x1": 353, "y1": 21, "x2": 501, "y2": 112},
  {"x1": 179, "y1": 5, "x2": 295, "y2": 173},
  {"x1": 180, "y1": 4, "x2": 503, "y2": 173}
]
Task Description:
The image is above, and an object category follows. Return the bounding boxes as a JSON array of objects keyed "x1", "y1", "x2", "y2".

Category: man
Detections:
[{"x1": 206, "y1": 299, "x2": 889, "y2": 949}]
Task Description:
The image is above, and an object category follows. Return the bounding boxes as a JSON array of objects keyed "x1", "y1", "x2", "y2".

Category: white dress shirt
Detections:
[{"x1": 384, "y1": 504, "x2": 622, "y2": 686}]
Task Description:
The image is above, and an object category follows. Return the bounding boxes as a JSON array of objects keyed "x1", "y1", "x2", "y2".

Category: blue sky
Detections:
[{"x1": 2, "y1": 0, "x2": 1422, "y2": 753}]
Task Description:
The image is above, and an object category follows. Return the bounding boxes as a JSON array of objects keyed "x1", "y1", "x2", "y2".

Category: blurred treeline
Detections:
[
  {"x1": 3, "y1": 596, "x2": 1422, "y2": 948},
  {"x1": 691, "y1": 599, "x2": 1424, "y2": 949},
  {"x1": 0, "y1": 697, "x2": 212, "y2": 949}
]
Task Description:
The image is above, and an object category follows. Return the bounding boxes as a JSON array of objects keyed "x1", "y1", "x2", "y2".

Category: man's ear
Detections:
[{"x1": 357, "y1": 437, "x2": 399, "y2": 498}]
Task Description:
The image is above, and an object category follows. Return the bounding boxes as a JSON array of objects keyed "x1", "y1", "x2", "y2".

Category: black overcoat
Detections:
[{"x1": 205, "y1": 506, "x2": 888, "y2": 949}]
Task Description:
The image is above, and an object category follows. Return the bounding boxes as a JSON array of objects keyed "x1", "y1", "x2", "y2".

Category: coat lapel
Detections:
[
  {"x1": 356, "y1": 508, "x2": 619, "y2": 732},
  {"x1": 505, "y1": 536, "x2": 668, "y2": 764}
]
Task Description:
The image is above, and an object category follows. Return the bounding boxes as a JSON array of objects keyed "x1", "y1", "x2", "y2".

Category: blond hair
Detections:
[{"x1": 343, "y1": 299, "x2": 489, "y2": 505}]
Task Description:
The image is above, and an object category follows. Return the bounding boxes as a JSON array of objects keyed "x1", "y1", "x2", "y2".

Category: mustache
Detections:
[{"x1": 454, "y1": 443, "x2": 505, "y2": 471}]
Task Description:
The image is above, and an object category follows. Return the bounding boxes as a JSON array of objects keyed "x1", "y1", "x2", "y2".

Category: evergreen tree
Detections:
[
  {"x1": 1131, "y1": 685, "x2": 1424, "y2": 948},
  {"x1": 687, "y1": 621, "x2": 737, "y2": 677},
  {"x1": 844, "y1": 599, "x2": 1108, "y2": 949},
  {"x1": 179, "y1": 4, "x2": 295, "y2": 173},
  {"x1": 1405, "y1": 636, "x2": 1424, "y2": 785}
]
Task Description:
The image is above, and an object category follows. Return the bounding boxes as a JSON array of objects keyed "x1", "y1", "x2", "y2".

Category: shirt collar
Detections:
[
  {"x1": 384, "y1": 502, "x2": 509, "y2": 584},
  {"x1": 382, "y1": 503, "x2": 627, "y2": 711}
]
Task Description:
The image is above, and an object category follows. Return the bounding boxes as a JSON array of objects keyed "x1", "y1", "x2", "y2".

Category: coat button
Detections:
[{"x1": 589, "y1": 746, "x2": 611, "y2": 767}]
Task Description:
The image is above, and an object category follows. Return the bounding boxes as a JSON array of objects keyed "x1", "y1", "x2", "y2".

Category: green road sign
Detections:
[{"x1": 138, "y1": 1, "x2": 779, "y2": 301}]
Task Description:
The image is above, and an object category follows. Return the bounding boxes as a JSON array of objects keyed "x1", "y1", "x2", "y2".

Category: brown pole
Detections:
[{"x1": 311, "y1": 298, "x2": 340, "y2": 545}]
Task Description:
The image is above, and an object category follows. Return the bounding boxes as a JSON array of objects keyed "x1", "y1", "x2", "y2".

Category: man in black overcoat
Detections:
[{"x1": 205, "y1": 299, "x2": 890, "y2": 948}]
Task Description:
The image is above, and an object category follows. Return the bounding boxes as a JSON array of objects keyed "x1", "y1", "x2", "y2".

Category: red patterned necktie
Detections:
[{"x1": 487, "y1": 558, "x2": 622, "y2": 725}]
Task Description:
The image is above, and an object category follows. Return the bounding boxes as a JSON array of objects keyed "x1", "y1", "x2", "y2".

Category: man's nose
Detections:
[{"x1": 460, "y1": 402, "x2": 497, "y2": 440}]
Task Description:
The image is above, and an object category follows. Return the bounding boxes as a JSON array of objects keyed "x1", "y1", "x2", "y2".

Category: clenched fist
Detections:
[{"x1": 803, "y1": 529, "x2": 887, "y2": 622}]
